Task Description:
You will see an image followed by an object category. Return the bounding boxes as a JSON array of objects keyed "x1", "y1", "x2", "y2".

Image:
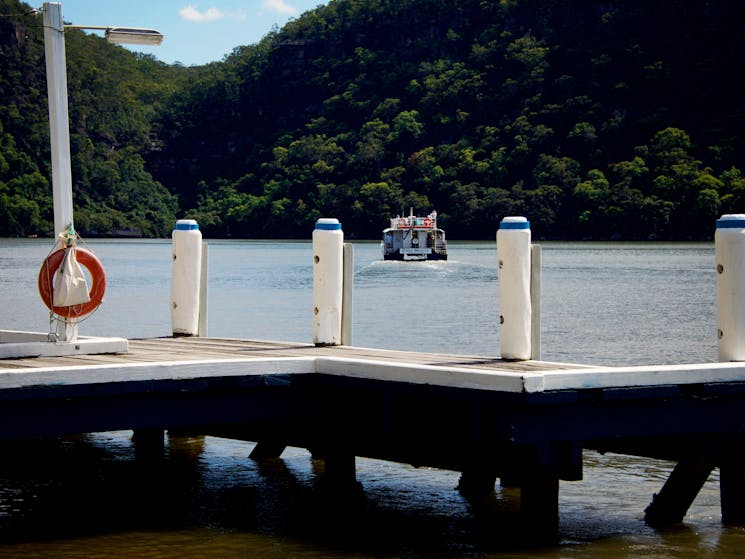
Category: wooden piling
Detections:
[
  {"x1": 457, "y1": 467, "x2": 497, "y2": 496},
  {"x1": 314, "y1": 449, "x2": 361, "y2": 499},
  {"x1": 520, "y1": 474, "x2": 560, "y2": 540},
  {"x1": 720, "y1": 445, "x2": 745, "y2": 525},
  {"x1": 249, "y1": 441, "x2": 287, "y2": 460},
  {"x1": 198, "y1": 242, "x2": 208, "y2": 337},
  {"x1": 530, "y1": 244, "x2": 541, "y2": 360},
  {"x1": 323, "y1": 451, "x2": 357, "y2": 486},
  {"x1": 341, "y1": 242, "x2": 354, "y2": 345},
  {"x1": 644, "y1": 456, "x2": 715, "y2": 525},
  {"x1": 132, "y1": 428, "x2": 165, "y2": 460}
]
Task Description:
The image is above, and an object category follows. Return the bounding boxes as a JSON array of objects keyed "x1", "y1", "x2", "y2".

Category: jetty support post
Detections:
[
  {"x1": 644, "y1": 455, "x2": 716, "y2": 526},
  {"x1": 341, "y1": 242, "x2": 354, "y2": 345},
  {"x1": 249, "y1": 441, "x2": 287, "y2": 461},
  {"x1": 322, "y1": 448, "x2": 359, "y2": 492},
  {"x1": 515, "y1": 444, "x2": 566, "y2": 541},
  {"x1": 497, "y1": 216, "x2": 532, "y2": 360},
  {"x1": 720, "y1": 443, "x2": 745, "y2": 525},
  {"x1": 714, "y1": 214, "x2": 745, "y2": 525},
  {"x1": 520, "y1": 472, "x2": 559, "y2": 540},
  {"x1": 249, "y1": 228, "x2": 354, "y2": 464},
  {"x1": 530, "y1": 243, "x2": 542, "y2": 360},
  {"x1": 132, "y1": 428, "x2": 165, "y2": 461},
  {"x1": 313, "y1": 218, "x2": 344, "y2": 346},
  {"x1": 170, "y1": 219, "x2": 203, "y2": 337},
  {"x1": 198, "y1": 242, "x2": 209, "y2": 336}
]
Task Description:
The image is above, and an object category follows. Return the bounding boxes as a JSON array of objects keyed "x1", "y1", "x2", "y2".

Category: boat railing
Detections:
[{"x1": 390, "y1": 215, "x2": 436, "y2": 229}]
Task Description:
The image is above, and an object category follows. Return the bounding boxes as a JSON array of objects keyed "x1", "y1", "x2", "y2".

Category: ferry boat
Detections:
[{"x1": 381, "y1": 210, "x2": 447, "y2": 261}]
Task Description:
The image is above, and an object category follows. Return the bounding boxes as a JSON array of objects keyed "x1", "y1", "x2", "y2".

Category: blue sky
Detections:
[{"x1": 54, "y1": 1, "x2": 329, "y2": 66}]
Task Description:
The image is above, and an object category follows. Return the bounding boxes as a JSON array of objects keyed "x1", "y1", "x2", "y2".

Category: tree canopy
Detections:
[{"x1": 2, "y1": 0, "x2": 745, "y2": 240}]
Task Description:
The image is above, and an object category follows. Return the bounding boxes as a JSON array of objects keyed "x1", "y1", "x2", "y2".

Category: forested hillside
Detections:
[{"x1": 2, "y1": 0, "x2": 745, "y2": 240}]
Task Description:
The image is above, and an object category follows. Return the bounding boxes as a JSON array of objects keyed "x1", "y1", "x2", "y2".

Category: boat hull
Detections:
[{"x1": 383, "y1": 250, "x2": 447, "y2": 261}]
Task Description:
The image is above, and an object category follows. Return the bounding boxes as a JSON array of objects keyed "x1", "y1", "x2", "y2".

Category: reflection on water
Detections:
[
  {"x1": 0, "y1": 432, "x2": 743, "y2": 558},
  {"x1": 0, "y1": 433, "x2": 509, "y2": 558}
]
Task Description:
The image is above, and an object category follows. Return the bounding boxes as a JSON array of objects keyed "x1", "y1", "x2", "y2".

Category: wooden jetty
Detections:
[{"x1": 3, "y1": 336, "x2": 745, "y2": 538}]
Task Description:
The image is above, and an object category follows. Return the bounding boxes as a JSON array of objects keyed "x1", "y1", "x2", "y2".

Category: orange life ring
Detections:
[
  {"x1": 423, "y1": 217, "x2": 433, "y2": 227},
  {"x1": 38, "y1": 247, "x2": 106, "y2": 318}
]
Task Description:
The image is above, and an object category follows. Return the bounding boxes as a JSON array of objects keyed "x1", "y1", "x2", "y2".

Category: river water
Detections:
[{"x1": 1, "y1": 238, "x2": 742, "y2": 558}]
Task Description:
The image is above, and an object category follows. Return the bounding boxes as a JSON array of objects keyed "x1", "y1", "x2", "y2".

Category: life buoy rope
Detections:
[{"x1": 38, "y1": 247, "x2": 106, "y2": 319}]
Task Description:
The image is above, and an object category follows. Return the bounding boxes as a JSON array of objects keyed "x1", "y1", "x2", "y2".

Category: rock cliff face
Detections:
[{"x1": 0, "y1": 19, "x2": 25, "y2": 47}]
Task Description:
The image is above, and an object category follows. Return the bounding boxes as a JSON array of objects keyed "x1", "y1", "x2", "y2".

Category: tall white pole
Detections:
[
  {"x1": 43, "y1": 2, "x2": 78, "y2": 341},
  {"x1": 42, "y1": 2, "x2": 75, "y2": 237}
]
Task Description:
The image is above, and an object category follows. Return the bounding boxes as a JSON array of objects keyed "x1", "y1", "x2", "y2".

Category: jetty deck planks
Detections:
[{"x1": 0, "y1": 336, "x2": 590, "y2": 373}]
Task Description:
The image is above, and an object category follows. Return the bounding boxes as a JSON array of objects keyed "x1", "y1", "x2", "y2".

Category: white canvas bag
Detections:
[{"x1": 52, "y1": 247, "x2": 91, "y2": 307}]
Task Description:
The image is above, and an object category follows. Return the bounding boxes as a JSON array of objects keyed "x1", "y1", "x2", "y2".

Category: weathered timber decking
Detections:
[
  {"x1": 3, "y1": 336, "x2": 745, "y2": 393},
  {"x1": 3, "y1": 336, "x2": 745, "y2": 536},
  {"x1": 0, "y1": 336, "x2": 584, "y2": 372},
  {"x1": 0, "y1": 336, "x2": 594, "y2": 394}
]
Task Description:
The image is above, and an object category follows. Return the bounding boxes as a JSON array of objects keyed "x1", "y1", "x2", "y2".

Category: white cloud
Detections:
[
  {"x1": 179, "y1": 5, "x2": 225, "y2": 22},
  {"x1": 261, "y1": 0, "x2": 299, "y2": 16}
]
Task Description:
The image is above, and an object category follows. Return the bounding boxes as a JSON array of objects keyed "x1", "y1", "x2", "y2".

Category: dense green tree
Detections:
[
  {"x1": 3, "y1": 0, "x2": 745, "y2": 240},
  {"x1": 0, "y1": 1, "x2": 179, "y2": 237}
]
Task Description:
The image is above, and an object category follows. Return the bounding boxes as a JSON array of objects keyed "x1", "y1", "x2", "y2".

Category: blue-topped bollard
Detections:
[
  {"x1": 171, "y1": 219, "x2": 202, "y2": 336},
  {"x1": 716, "y1": 214, "x2": 745, "y2": 361},
  {"x1": 497, "y1": 216, "x2": 532, "y2": 360},
  {"x1": 313, "y1": 218, "x2": 343, "y2": 346}
]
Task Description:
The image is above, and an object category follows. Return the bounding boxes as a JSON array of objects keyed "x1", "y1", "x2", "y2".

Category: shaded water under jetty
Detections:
[{"x1": 1, "y1": 238, "x2": 742, "y2": 558}]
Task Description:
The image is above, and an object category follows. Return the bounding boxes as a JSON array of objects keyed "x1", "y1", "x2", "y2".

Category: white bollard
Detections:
[
  {"x1": 313, "y1": 218, "x2": 344, "y2": 346},
  {"x1": 497, "y1": 216, "x2": 532, "y2": 360},
  {"x1": 716, "y1": 214, "x2": 745, "y2": 361},
  {"x1": 171, "y1": 219, "x2": 202, "y2": 336}
]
